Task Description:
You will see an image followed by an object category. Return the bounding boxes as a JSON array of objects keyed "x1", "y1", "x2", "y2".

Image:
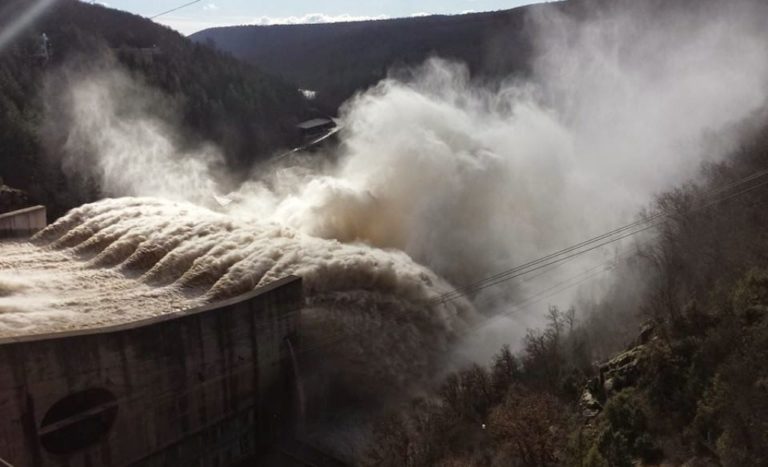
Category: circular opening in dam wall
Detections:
[{"x1": 39, "y1": 388, "x2": 118, "y2": 455}]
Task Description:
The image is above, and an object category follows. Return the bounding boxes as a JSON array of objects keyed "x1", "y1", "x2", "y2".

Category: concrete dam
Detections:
[
  {"x1": 0, "y1": 199, "x2": 471, "y2": 465},
  {"x1": 0, "y1": 276, "x2": 302, "y2": 466},
  {"x1": 0, "y1": 204, "x2": 304, "y2": 465}
]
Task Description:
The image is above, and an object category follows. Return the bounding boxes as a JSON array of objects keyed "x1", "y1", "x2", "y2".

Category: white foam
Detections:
[{"x1": 0, "y1": 198, "x2": 475, "y2": 392}]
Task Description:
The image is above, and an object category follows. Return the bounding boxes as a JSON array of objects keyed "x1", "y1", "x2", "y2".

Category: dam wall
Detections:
[
  {"x1": 0, "y1": 205, "x2": 47, "y2": 238},
  {"x1": 0, "y1": 275, "x2": 303, "y2": 467}
]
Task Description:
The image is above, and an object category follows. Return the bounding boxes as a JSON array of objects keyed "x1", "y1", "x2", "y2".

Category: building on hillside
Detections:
[
  {"x1": 0, "y1": 205, "x2": 46, "y2": 238},
  {"x1": 0, "y1": 181, "x2": 30, "y2": 214},
  {"x1": 296, "y1": 118, "x2": 335, "y2": 140}
]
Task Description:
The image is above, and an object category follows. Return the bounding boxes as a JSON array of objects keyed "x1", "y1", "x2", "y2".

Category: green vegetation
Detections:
[
  {"x1": 0, "y1": 0, "x2": 311, "y2": 217},
  {"x1": 363, "y1": 128, "x2": 768, "y2": 466},
  {"x1": 362, "y1": 307, "x2": 577, "y2": 466}
]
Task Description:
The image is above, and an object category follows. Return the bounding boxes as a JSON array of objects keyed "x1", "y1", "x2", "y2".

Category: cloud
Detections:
[
  {"x1": 155, "y1": 17, "x2": 245, "y2": 35},
  {"x1": 251, "y1": 13, "x2": 388, "y2": 26},
  {"x1": 202, "y1": 3, "x2": 218, "y2": 11}
]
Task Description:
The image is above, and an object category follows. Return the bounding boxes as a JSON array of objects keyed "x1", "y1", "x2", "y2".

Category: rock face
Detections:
[
  {"x1": 0, "y1": 183, "x2": 29, "y2": 214},
  {"x1": 598, "y1": 345, "x2": 647, "y2": 397},
  {"x1": 579, "y1": 387, "x2": 602, "y2": 418},
  {"x1": 578, "y1": 324, "x2": 656, "y2": 418},
  {"x1": 578, "y1": 345, "x2": 648, "y2": 418}
]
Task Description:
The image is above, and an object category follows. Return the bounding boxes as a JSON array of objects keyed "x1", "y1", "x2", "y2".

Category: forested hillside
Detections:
[
  {"x1": 191, "y1": 8, "x2": 537, "y2": 110},
  {"x1": 362, "y1": 122, "x2": 768, "y2": 466},
  {"x1": 0, "y1": 0, "x2": 312, "y2": 217}
]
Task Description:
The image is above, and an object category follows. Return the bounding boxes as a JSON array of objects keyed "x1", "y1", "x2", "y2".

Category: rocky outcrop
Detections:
[
  {"x1": 578, "y1": 324, "x2": 656, "y2": 418},
  {"x1": 598, "y1": 344, "x2": 647, "y2": 397},
  {"x1": 579, "y1": 386, "x2": 602, "y2": 418}
]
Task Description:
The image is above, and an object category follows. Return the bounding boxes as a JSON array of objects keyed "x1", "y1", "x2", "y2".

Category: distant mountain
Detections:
[
  {"x1": 0, "y1": 0, "x2": 313, "y2": 217},
  {"x1": 190, "y1": 7, "x2": 542, "y2": 110}
]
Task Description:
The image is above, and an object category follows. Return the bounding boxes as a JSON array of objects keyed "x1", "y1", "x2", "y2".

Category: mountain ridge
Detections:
[
  {"x1": 0, "y1": 0, "x2": 313, "y2": 217},
  {"x1": 190, "y1": 6, "x2": 544, "y2": 110}
]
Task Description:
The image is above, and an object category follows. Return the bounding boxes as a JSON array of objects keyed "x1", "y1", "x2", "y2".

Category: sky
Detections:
[{"x1": 92, "y1": 0, "x2": 541, "y2": 35}]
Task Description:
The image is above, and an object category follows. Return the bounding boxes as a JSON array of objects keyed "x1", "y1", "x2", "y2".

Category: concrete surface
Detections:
[
  {"x1": 0, "y1": 205, "x2": 46, "y2": 238},
  {"x1": 0, "y1": 275, "x2": 303, "y2": 467}
]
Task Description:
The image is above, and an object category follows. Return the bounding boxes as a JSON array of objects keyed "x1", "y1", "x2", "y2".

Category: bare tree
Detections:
[{"x1": 489, "y1": 385, "x2": 566, "y2": 467}]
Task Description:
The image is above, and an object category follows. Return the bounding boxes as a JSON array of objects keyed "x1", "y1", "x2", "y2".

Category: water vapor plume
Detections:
[
  {"x1": 45, "y1": 66, "x2": 227, "y2": 206},
  {"x1": 445, "y1": 0, "x2": 768, "y2": 361},
  {"x1": 3, "y1": 0, "x2": 768, "y2": 457},
  {"x1": 532, "y1": 0, "x2": 768, "y2": 200},
  {"x1": 26, "y1": 0, "x2": 768, "y2": 364},
  {"x1": 230, "y1": 0, "x2": 768, "y2": 335},
  {"x1": 42, "y1": 2, "x2": 768, "y2": 311},
  {"x1": 0, "y1": 198, "x2": 474, "y2": 400}
]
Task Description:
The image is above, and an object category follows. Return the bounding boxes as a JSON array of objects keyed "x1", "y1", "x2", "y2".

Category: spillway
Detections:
[
  {"x1": 1, "y1": 197, "x2": 470, "y2": 331},
  {"x1": 0, "y1": 197, "x2": 474, "y2": 392},
  {"x1": 0, "y1": 197, "x2": 475, "y2": 466},
  {"x1": 0, "y1": 239, "x2": 199, "y2": 335}
]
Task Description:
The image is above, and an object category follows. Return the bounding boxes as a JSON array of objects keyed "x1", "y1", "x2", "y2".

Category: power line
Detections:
[
  {"x1": 75, "y1": 169, "x2": 768, "y2": 417},
  {"x1": 436, "y1": 176, "x2": 768, "y2": 304},
  {"x1": 26, "y1": 167, "x2": 768, "y2": 430},
  {"x1": 436, "y1": 169, "x2": 768, "y2": 303},
  {"x1": 25, "y1": 169, "x2": 768, "y2": 368},
  {"x1": 432, "y1": 224, "x2": 655, "y2": 304},
  {"x1": 430, "y1": 169, "x2": 768, "y2": 304},
  {"x1": 290, "y1": 260, "x2": 620, "y2": 359},
  {"x1": 298, "y1": 166, "x2": 768, "y2": 354},
  {"x1": 150, "y1": 0, "x2": 202, "y2": 19},
  {"x1": 153, "y1": 167, "x2": 768, "y2": 361}
]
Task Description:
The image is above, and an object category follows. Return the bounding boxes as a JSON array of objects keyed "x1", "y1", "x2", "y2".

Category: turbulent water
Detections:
[
  {"x1": 3, "y1": 0, "x2": 765, "y2": 415},
  {"x1": 0, "y1": 197, "x2": 474, "y2": 392},
  {"x1": 0, "y1": 240, "x2": 194, "y2": 333}
]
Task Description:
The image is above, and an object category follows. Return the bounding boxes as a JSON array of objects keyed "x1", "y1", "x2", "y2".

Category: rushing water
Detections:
[{"x1": 0, "y1": 196, "x2": 474, "y2": 396}]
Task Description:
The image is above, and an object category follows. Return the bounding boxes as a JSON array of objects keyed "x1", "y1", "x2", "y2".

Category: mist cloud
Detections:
[
  {"x1": 2, "y1": 1, "x2": 765, "y2": 458},
  {"x1": 228, "y1": 0, "x2": 768, "y2": 311},
  {"x1": 252, "y1": 13, "x2": 389, "y2": 26},
  {"x1": 31, "y1": 0, "x2": 768, "y2": 373},
  {"x1": 50, "y1": 68, "x2": 226, "y2": 206}
]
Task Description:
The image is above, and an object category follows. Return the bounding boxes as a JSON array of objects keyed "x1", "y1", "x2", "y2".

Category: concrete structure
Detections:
[
  {"x1": 0, "y1": 276, "x2": 303, "y2": 467},
  {"x1": 0, "y1": 184, "x2": 30, "y2": 215},
  {"x1": 0, "y1": 205, "x2": 47, "y2": 238},
  {"x1": 296, "y1": 118, "x2": 335, "y2": 140}
]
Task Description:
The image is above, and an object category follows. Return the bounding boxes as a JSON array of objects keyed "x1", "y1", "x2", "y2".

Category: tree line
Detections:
[
  {"x1": 0, "y1": 0, "x2": 313, "y2": 218},
  {"x1": 362, "y1": 120, "x2": 768, "y2": 467}
]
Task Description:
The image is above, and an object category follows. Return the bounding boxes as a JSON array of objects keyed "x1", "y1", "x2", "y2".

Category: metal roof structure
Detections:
[{"x1": 296, "y1": 118, "x2": 334, "y2": 130}]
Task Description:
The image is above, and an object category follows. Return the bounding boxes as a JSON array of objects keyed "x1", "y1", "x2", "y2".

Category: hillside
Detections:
[
  {"x1": 362, "y1": 123, "x2": 768, "y2": 467},
  {"x1": 0, "y1": 0, "x2": 313, "y2": 217},
  {"x1": 190, "y1": 8, "x2": 538, "y2": 110},
  {"x1": 190, "y1": 0, "x2": 714, "y2": 112}
]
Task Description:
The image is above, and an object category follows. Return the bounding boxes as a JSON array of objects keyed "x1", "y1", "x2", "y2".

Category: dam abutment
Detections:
[
  {"x1": 0, "y1": 275, "x2": 303, "y2": 466},
  {"x1": 0, "y1": 206, "x2": 47, "y2": 238}
]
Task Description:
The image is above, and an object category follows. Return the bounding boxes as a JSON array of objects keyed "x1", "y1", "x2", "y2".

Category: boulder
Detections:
[{"x1": 598, "y1": 345, "x2": 646, "y2": 397}]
